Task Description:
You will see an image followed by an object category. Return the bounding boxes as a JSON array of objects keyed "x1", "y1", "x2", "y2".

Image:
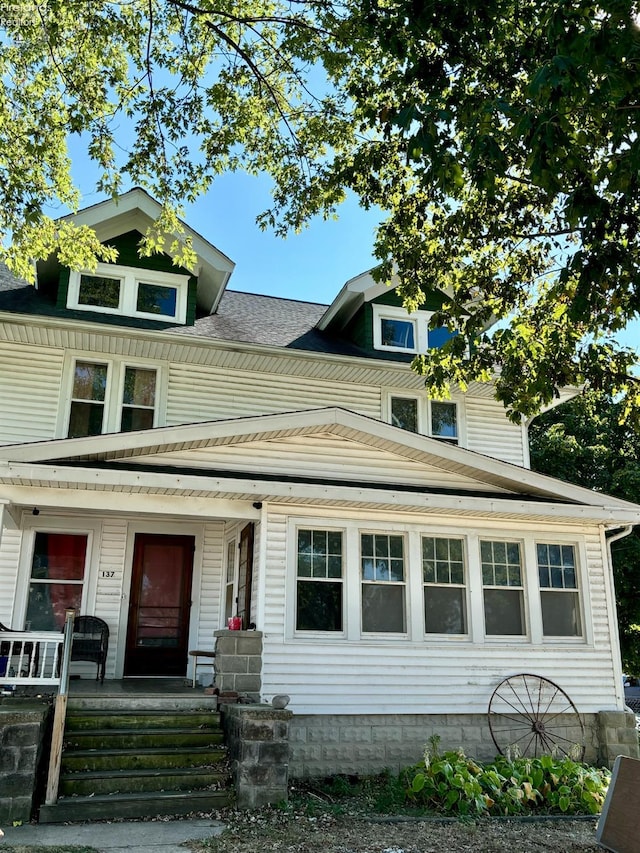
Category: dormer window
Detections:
[
  {"x1": 373, "y1": 304, "x2": 452, "y2": 354},
  {"x1": 68, "y1": 263, "x2": 189, "y2": 324}
]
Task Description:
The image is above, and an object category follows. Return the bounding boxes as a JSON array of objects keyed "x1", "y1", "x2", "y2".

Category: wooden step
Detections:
[{"x1": 39, "y1": 788, "x2": 233, "y2": 823}]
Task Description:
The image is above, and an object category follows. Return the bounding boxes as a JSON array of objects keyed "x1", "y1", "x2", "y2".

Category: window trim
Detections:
[
  {"x1": 59, "y1": 352, "x2": 165, "y2": 438},
  {"x1": 421, "y1": 534, "x2": 469, "y2": 637},
  {"x1": 373, "y1": 304, "x2": 433, "y2": 353},
  {"x1": 534, "y1": 540, "x2": 585, "y2": 640},
  {"x1": 360, "y1": 531, "x2": 407, "y2": 635},
  {"x1": 385, "y1": 391, "x2": 463, "y2": 444},
  {"x1": 480, "y1": 537, "x2": 528, "y2": 639},
  {"x1": 14, "y1": 516, "x2": 101, "y2": 631},
  {"x1": 289, "y1": 522, "x2": 347, "y2": 638},
  {"x1": 67, "y1": 263, "x2": 190, "y2": 324},
  {"x1": 285, "y1": 517, "x2": 591, "y2": 647}
]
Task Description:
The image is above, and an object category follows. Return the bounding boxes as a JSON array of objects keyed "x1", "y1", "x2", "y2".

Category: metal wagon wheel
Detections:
[{"x1": 488, "y1": 673, "x2": 585, "y2": 760}]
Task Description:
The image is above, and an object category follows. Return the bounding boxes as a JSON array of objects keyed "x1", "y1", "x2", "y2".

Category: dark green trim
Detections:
[
  {"x1": 56, "y1": 267, "x2": 71, "y2": 309},
  {"x1": 186, "y1": 278, "x2": 198, "y2": 326}
]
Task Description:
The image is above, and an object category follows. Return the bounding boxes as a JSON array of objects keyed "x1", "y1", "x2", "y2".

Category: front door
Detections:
[{"x1": 124, "y1": 533, "x2": 194, "y2": 676}]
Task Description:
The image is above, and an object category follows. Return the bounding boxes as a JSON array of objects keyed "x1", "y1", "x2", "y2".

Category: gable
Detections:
[{"x1": 110, "y1": 431, "x2": 516, "y2": 496}]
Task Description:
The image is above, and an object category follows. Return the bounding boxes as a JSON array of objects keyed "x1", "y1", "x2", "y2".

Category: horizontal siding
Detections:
[
  {"x1": 197, "y1": 522, "x2": 224, "y2": 648},
  {"x1": 0, "y1": 342, "x2": 64, "y2": 444},
  {"x1": 94, "y1": 519, "x2": 128, "y2": 679},
  {"x1": 166, "y1": 364, "x2": 381, "y2": 424},
  {"x1": 260, "y1": 508, "x2": 619, "y2": 715},
  {"x1": 0, "y1": 528, "x2": 21, "y2": 625},
  {"x1": 261, "y1": 641, "x2": 619, "y2": 715},
  {"x1": 132, "y1": 434, "x2": 511, "y2": 493},
  {"x1": 465, "y1": 397, "x2": 525, "y2": 465}
]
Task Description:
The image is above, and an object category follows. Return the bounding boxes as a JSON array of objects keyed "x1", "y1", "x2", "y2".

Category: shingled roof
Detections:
[{"x1": 0, "y1": 264, "x2": 373, "y2": 357}]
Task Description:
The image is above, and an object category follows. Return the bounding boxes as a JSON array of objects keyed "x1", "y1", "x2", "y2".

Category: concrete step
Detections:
[
  {"x1": 67, "y1": 694, "x2": 219, "y2": 713},
  {"x1": 64, "y1": 727, "x2": 224, "y2": 750},
  {"x1": 61, "y1": 745, "x2": 226, "y2": 773},
  {"x1": 38, "y1": 788, "x2": 233, "y2": 823},
  {"x1": 65, "y1": 709, "x2": 220, "y2": 730},
  {"x1": 59, "y1": 766, "x2": 228, "y2": 796}
]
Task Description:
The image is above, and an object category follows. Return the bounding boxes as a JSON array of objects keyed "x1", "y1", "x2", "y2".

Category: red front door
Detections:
[{"x1": 124, "y1": 533, "x2": 194, "y2": 676}]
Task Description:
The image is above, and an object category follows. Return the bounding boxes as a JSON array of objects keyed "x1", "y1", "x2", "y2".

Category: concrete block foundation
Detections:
[{"x1": 0, "y1": 699, "x2": 50, "y2": 823}]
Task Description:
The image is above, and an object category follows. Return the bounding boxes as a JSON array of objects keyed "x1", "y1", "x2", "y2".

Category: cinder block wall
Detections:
[
  {"x1": 213, "y1": 630, "x2": 262, "y2": 702},
  {"x1": 288, "y1": 712, "x2": 621, "y2": 778},
  {"x1": 0, "y1": 700, "x2": 50, "y2": 823}
]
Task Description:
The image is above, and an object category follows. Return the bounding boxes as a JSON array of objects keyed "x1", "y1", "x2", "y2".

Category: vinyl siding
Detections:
[
  {"x1": 0, "y1": 528, "x2": 21, "y2": 625},
  {"x1": 465, "y1": 396, "x2": 526, "y2": 465},
  {"x1": 260, "y1": 506, "x2": 618, "y2": 715},
  {"x1": 166, "y1": 364, "x2": 381, "y2": 424},
  {"x1": 127, "y1": 435, "x2": 514, "y2": 494},
  {"x1": 94, "y1": 519, "x2": 128, "y2": 678},
  {"x1": 0, "y1": 342, "x2": 64, "y2": 444},
  {"x1": 196, "y1": 522, "x2": 224, "y2": 647}
]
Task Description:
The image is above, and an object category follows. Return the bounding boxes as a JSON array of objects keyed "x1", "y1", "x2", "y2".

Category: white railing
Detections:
[{"x1": 1, "y1": 630, "x2": 64, "y2": 689}]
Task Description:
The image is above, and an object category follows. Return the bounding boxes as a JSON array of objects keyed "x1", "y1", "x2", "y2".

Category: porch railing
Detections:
[{"x1": 0, "y1": 629, "x2": 64, "y2": 690}]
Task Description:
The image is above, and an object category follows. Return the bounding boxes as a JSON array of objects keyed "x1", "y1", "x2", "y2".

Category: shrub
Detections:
[{"x1": 404, "y1": 736, "x2": 610, "y2": 816}]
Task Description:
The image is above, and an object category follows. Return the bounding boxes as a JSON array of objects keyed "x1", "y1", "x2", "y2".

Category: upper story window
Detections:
[
  {"x1": 373, "y1": 304, "x2": 453, "y2": 354},
  {"x1": 389, "y1": 394, "x2": 460, "y2": 443},
  {"x1": 66, "y1": 357, "x2": 158, "y2": 438},
  {"x1": 68, "y1": 263, "x2": 190, "y2": 324}
]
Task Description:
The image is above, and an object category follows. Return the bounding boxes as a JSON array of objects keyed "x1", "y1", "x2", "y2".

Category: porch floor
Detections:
[{"x1": 68, "y1": 677, "x2": 199, "y2": 697}]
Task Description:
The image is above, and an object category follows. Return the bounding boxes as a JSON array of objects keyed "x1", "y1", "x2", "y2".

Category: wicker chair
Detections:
[{"x1": 71, "y1": 616, "x2": 109, "y2": 683}]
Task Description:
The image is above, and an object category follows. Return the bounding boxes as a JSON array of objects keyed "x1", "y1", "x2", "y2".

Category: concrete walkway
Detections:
[{"x1": 0, "y1": 818, "x2": 226, "y2": 853}]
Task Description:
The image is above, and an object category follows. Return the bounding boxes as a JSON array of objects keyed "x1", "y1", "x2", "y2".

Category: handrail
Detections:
[{"x1": 45, "y1": 609, "x2": 76, "y2": 806}]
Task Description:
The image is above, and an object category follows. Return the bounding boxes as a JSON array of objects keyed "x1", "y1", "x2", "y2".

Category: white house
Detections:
[{"x1": 0, "y1": 189, "x2": 638, "y2": 774}]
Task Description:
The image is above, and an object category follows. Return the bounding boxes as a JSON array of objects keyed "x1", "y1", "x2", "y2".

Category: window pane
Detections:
[
  {"x1": 27, "y1": 533, "x2": 88, "y2": 631},
  {"x1": 362, "y1": 584, "x2": 405, "y2": 632},
  {"x1": 431, "y1": 402, "x2": 457, "y2": 439},
  {"x1": 123, "y1": 368, "x2": 156, "y2": 407},
  {"x1": 296, "y1": 581, "x2": 342, "y2": 631},
  {"x1": 68, "y1": 401, "x2": 105, "y2": 437},
  {"x1": 137, "y1": 282, "x2": 178, "y2": 316},
  {"x1": 425, "y1": 587, "x2": 466, "y2": 634},
  {"x1": 381, "y1": 318, "x2": 415, "y2": 349},
  {"x1": 121, "y1": 368, "x2": 156, "y2": 433},
  {"x1": 541, "y1": 591, "x2": 581, "y2": 637},
  {"x1": 120, "y1": 407, "x2": 154, "y2": 432},
  {"x1": 391, "y1": 397, "x2": 418, "y2": 432},
  {"x1": 26, "y1": 582, "x2": 83, "y2": 631},
  {"x1": 73, "y1": 362, "x2": 107, "y2": 401},
  {"x1": 78, "y1": 274, "x2": 121, "y2": 308},
  {"x1": 483, "y1": 589, "x2": 524, "y2": 635},
  {"x1": 537, "y1": 543, "x2": 578, "y2": 590},
  {"x1": 32, "y1": 533, "x2": 87, "y2": 581}
]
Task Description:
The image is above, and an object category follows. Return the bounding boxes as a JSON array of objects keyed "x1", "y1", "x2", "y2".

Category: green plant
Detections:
[{"x1": 403, "y1": 740, "x2": 610, "y2": 817}]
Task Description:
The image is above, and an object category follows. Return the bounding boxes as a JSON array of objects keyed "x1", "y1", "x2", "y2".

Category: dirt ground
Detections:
[{"x1": 199, "y1": 808, "x2": 602, "y2": 853}]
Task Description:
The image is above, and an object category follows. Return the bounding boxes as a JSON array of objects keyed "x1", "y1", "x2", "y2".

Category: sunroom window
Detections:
[
  {"x1": 422, "y1": 536, "x2": 467, "y2": 634},
  {"x1": 361, "y1": 533, "x2": 406, "y2": 633},
  {"x1": 537, "y1": 543, "x2": 582, "y2": 637},
  {"x1": 481, "y1": 539, "x2": 525, "y2": 636},
  {"x1": 296, "y1": 529, "x2": 343, "y2": 631}
]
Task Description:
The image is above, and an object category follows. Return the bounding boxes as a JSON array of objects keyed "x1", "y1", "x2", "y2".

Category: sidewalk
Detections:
[{"x1": 0, "y1": 817, "x2": 226, "y2": 853}]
